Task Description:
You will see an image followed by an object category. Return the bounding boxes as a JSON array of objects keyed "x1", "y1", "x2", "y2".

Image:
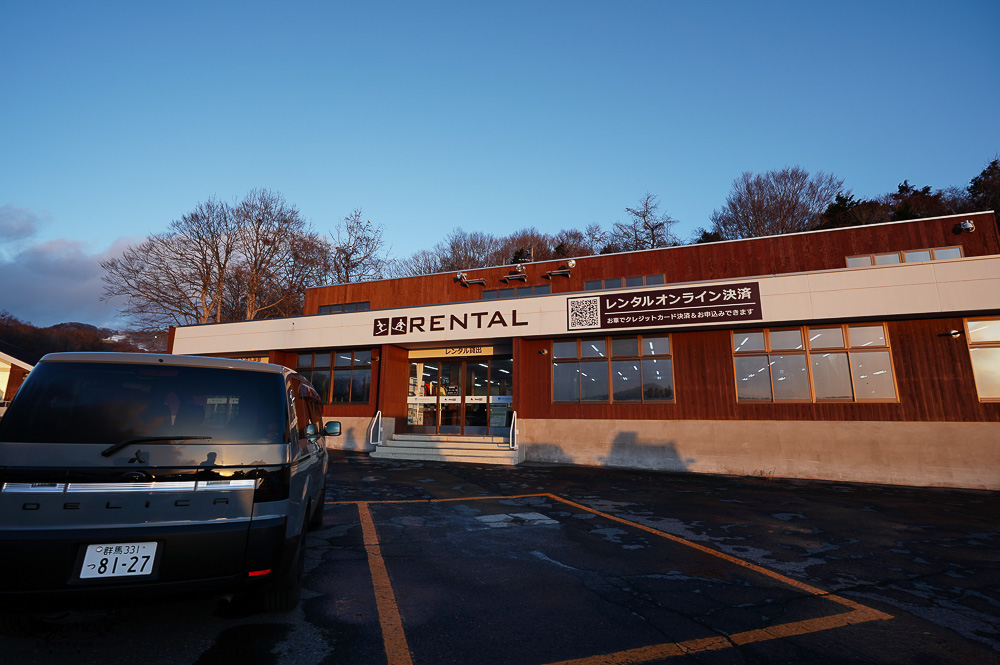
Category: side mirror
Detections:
[
  {"x1": 324, "y1": 421, "x2": 342, "y2": 437},
  {"x1": 305, "y1": 423, "x2": 319, "y2": 440}
]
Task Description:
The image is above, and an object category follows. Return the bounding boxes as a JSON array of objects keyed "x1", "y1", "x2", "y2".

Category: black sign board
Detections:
[{"x1": 567, "y1": 282, "x2": 762, "y2": 331}]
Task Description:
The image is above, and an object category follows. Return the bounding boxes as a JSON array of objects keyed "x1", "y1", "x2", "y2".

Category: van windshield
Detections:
[{"x1": 0, "y1": 362, "x2": 288, "y2": 445}]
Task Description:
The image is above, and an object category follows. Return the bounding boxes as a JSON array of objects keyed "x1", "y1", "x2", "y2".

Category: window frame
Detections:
[
  {"x1": 732, "y1": 328, "x2": 811, "y2": 403},
  {"x1": 296, "y1": 347, "x2": 374, "y2": 404},
  {"x1": 732, "y1": 323, "x2": 898, "y2": 404},
  {"x1": 551, "y1": 334, "x2": 674, "y2": 404},
  {"x1": 846, "y1": 246, "x2": 964, "y2": 268},
  {"x1": 965, "y1": 317, "x2": 1000, "y2": 402},
  {"x1": 318, "y1": 301, "x2": 369, "y2": 315}
]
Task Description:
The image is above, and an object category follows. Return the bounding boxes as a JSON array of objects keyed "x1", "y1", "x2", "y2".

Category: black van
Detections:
[{"x1": 0, "y1": 353, "x2": 337, "y2": 634}]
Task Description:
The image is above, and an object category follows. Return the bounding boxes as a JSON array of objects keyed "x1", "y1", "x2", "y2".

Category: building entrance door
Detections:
[{"x1": 407, "y1": 354, "x2": 513, "y2": 436}]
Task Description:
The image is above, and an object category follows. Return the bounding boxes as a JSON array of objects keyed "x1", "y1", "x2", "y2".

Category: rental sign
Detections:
[
  {"x1": 373, "y1": 310, "x2": 529, "y2": 337},
  {"x1": 567, "y1": 282, "x2": 762, "y2": 331}
]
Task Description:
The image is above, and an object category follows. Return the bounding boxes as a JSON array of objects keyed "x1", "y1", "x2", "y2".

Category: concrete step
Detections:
[
  {"x1": 381, "y1": 438, "x2": 511, "y2": 450},
  {"x1": 371, "y1": 434, "x2": 524, "y2": 465},
  {"x1": 390, "y1": 434, "x2": 508, "y2": 444},
  {"x1": 371, "y1": 448, "x2": 523, "y2": 465}
]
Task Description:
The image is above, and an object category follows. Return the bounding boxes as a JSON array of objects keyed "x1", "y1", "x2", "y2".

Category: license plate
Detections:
[{"x1": 80, "y1": 542, "x2": 157, "y2": 579}]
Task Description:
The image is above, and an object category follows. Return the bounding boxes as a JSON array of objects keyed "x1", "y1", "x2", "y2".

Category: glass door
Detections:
[
  {"x1": 406, "y1": 355, "x2": 513, "y2": 435},
  {"x1": 488, "y1": 356, "x2": 513, "y2": 436},
  {"x1": 438, "y1": 361, "x2": 463, "y2": 434},
  {"x1": 408, "y1": 360, "x2": 439, "y2": 434},
  {"x1": 464, "y1": 361, "x2": 490, "y2": 435}
]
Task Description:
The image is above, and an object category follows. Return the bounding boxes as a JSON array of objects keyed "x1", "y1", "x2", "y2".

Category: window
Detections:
[
  {"x1": 483, "y1": 285, "x2": 551, "y2": 299},
  {"x1": 331, "y1": 350, "x2": 372, "y2": 403},
  {"x1": 552, "y1": 334, "x2": 673, "y2": 403},
  {"x1": 967, "y1": 318, "x2": 1000, "y2": 400},
  {"x1": 318, "y1": 302, "x2": 369, "y2": 314},
  {"x1": 733, "y1": 324, "x2": 896, "y2": 402},
  {"x1": 733, "y1": 330, "x2": 809, "y2": 402},
  {"x1": 584, "y1": 275, "x2": 664, "y2": 292},
  {"x1": 847, "y1": 247, "x2": 963, "y2": 267},
  {"x1": 296, "y1": 352, "x2": 330, "y2": 401},
  {"x1": 296, "y1": 348, "x2": 372, "y2": 403}
]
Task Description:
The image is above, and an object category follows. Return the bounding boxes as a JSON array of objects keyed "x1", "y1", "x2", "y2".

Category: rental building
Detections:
[{"x1": 169, "y1": 211, "x2": 1000, "y2": 490}]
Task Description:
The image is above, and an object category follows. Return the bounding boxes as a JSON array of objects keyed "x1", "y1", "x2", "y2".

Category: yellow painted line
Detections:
[
  {"x1": 540, "y1": 609, "x2": 885, "y2": 665},
  {"x1": 357, "y1": 501, "x2": 414, "y2": 665},
  {"x1": 328, "y1": 493, "x2": 548, "y2": 506},
  {"x1": 536, "y1": 494, "x2": 892, "y2": 665},
  {"x1": 330, "y1": 493, "x2": 892, "y2": 665}
]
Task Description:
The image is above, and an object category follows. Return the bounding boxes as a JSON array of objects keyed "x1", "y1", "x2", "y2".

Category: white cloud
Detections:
[
  {"x1": 0, "y1": 229, "x2": 139, "y2": 329},
  {"x1": 0, "y1": 204, "x2": 47, "y2": 245}
]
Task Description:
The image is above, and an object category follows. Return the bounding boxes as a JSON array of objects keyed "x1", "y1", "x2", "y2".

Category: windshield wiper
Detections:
[{"x1": 101, "y1": 436, "x2": 212, "y2": 458}]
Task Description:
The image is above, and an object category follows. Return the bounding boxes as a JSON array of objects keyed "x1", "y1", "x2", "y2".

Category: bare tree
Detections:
[
  {"x1": 552, "y1": 229, "x2": 588, "y2": 258},
  {"x1": 103, "y1": 190, "x2": 341, "y2": 328},
  {"x1": 499, "y1": 227, "x2": 554, "y2": 264},
  {"x1": 331, "y1": 209, "x2": 390, "y2": 283},
  {"x1": 173, "y1": 197, "x2": 236, "y2": 324},
  {"x1": 393, "y1": 228, "x2": 508, "y2": 277},
  {"x1": 102, "y1": 198, "x2": 239, "y2": 329},
  {"x1": 231, "y1": 189, "x2": 308, "y2": 320},
  {"x1": 710, "y1": 167, "x2": 844, "y2": 239},
  {"x1": 102, "y1": 233, "x2": 211, "y2": 329},
  {"x1": 583, "y1": 222, "x2": 608, "y2": 255},
  {"x1": 968, "y1": 157, "x2": 1000, "y2": 213},
  {"x1": 393, "y1": 248, "x2": 444, "y2": 278},
  {"x1": 609, "y1": 193, "x2": 678, "y2": 251}
]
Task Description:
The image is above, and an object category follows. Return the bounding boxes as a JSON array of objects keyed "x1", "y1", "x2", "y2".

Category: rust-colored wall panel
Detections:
[
  {"x1": 378, "y1": 344, "x2": 411, "y2": 422},
  {"x1": 304, "y1": 213, "x2": 999, "y2": 315},
  {"x1": 518, "y1": 317, "x2": 1000, "y2": 424},
  {"x1": 6, "y1": 365, "x2": 29, "y2": 399}
]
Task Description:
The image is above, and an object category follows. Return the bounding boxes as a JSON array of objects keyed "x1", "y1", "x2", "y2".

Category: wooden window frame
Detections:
[
  {"x1": 965, "y1": 317, "x2": 1000, "y2": 402},
  {"x1": 551, "y1": 334, "x2": 674, "y2": 404},
  {"x1": 846, "y1": 246, "x2": 964, "y2": 268},
  {"x1": 732, "y1": 324, "x2": 899, "y2": 404}
]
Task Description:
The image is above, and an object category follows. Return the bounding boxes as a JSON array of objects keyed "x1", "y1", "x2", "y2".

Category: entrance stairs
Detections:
[{"x1": 370, "y1": 434, "x2": 525, "y2": 466}]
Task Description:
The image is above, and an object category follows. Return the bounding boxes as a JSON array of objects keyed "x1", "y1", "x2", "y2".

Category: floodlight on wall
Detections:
[
  {"x1": 455, "y1": 272, "x2": 486, "y2": 287},
  {"x1": 543, "y1": 259, "x2": 575, "y2": 279},
  {"x1": 954, "y1": 220, "x2": 976, "y2": 234},
  {"x1": 501, "y1": 263, "x2": 528, "y2": 283}
]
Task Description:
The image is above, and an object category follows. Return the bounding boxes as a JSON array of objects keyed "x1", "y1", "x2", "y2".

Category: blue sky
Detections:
[{"x1": 2, "y1": 1, "x2": 998, "y2": 329}]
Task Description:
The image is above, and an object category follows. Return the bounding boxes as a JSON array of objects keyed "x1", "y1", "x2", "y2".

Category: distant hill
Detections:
[{"x1": 0, "y1": 311, "x2": 168, "y2": 358}]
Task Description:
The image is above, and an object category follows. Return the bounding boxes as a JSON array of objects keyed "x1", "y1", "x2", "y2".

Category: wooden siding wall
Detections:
[
  {"x1": 517, "y1": 317, "x2": 1000, "y2": 423},
  {"x1": 379, "y1": 344, "x2": 411, "y2": 426},
  {"x1": 5, "y1": 365, "x2": 30, "y2": 400},
  {"x1": 304, "y1": 213, "x2": 999, "y2": 314}
]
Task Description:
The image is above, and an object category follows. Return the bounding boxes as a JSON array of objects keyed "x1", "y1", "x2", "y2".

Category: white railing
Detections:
[
  {"x1": 508, "y1": 411, "x2": 518, "y2": 450},
  {"x1": 368, "y1": 410, "x2": 383, "y2": 447}
]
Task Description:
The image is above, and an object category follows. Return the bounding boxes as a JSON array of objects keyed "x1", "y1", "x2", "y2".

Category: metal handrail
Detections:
[
  {"x1": 368, "y1": 410, "x2": 383, "y2": 447},
  {"x1": 508, "y1": 410, "x2": 517, "y2": 450}
]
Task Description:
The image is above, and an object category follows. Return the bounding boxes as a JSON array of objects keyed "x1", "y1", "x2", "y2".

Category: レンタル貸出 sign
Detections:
[{"x1": 566, "y1": 282, "x2": 762, "y2": 331}]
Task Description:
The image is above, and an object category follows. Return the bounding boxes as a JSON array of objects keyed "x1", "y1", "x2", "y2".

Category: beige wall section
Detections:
[
  {"x1": 520, "y1": 418, "x2": 1000, "y2": 490},
  {"x1": 321, "y1": 416, "x2": 388, "y2": 452},
  {"x1": 170, "y1": 256, "x2": 1000, "y2": 356}
]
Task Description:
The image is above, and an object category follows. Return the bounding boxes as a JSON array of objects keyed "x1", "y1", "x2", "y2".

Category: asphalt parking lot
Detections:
[{"x1": 4, "y1": 451, "x2": 999, "y2": 665}]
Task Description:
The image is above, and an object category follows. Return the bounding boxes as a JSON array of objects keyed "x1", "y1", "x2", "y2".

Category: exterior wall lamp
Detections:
[
  {"x1": 455, "y1": 272, "x2": 486, "y2": 287},
  {"x1": 501, "y1": 264, "x2": 528, "y2": 283},
  {"x1": 542, "y1": 259, "x2": 576, "y2": 279},
  {"x1": 954, "y1": 220, "x2": 976, "y2": 234}
]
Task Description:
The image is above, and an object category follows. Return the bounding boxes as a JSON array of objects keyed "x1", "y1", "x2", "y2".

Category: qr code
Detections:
[{"x1": 568, "y1": 296, "x2": 601, "y2": 330}]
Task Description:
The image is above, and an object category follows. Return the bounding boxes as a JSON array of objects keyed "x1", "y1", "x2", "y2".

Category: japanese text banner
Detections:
[{"x1": 567, "y1": 282, "x2": 762, "y2": 331}]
